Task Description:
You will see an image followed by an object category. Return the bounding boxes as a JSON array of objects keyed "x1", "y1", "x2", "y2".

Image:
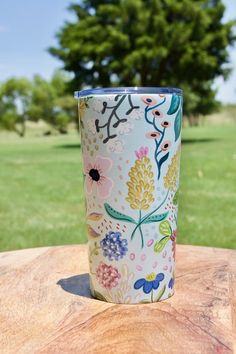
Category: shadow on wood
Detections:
[{"x1": 57, "y1": 273, "x2": 93, "y2": 298}]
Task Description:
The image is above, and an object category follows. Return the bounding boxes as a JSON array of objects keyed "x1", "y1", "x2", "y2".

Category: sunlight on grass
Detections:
[{"x1": 0, "y1": 124, "x2": 236, "y2": 251}]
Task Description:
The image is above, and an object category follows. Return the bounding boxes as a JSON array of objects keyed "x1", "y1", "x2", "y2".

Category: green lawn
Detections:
[{"x1": 0, "y1": 124, "x2": 235, "y2": 251}]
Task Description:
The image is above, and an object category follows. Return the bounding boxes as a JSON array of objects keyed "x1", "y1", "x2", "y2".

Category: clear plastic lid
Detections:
[{"x1": 74, "y1": 87, "x2": 182, "y2": 98}]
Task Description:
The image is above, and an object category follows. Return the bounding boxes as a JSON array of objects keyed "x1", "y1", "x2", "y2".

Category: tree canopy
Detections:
[
  {"x1": 49, "y1": 0, "x2": 236, "y2": 118},
  {"x1": 0, "y1": 71, "x2": 76, "y2": 136}
]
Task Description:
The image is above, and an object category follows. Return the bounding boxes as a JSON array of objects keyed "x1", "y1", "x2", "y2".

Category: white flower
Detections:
[
  {"x1": 129, "y1": 108, "x2": 144, "y2": 120},
  {"x1": 87, "y1": 119, "x2": 97, "y2": 134},
  {"x1": 117, "y1": 121, "x2": 133, "y2": 135},
  {"x1": 106, "y1": 138, "x2": 124, "y2": 153},
  {"x1": 92, "y1": 99, "x2": 104, "y2": 113},
  {"x1": 92, "y1": 97, "x2": 115, "y2": 113}
]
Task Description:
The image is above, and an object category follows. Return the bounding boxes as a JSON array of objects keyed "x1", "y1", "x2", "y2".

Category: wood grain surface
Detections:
[{"x1": 0, "y1": 244, "x2": 235, "y2": 354}]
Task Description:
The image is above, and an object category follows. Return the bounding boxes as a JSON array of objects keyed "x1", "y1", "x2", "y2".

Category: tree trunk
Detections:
[
  {"x1": 20, "y1": 120, "x2": 26, "y2": 137},
  {"x1": 187, "y1": 115, "x2": 200, "y2": 127},
  {"x1": 14, "y1": 119, "x2": 26, "y2": 137}
]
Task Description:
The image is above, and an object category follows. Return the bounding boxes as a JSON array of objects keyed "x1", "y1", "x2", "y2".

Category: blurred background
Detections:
[{"x1": 0, "y1": 0, "x2": 235, "y2": 251}]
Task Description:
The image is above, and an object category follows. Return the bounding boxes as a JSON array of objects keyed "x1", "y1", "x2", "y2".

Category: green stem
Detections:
[
  {"x1": 131, "y1": 190, "x2": 169, "y2": 241},
  {"x1": 90, "y1": 245, "x2": 101, "y2": 256},
  {"x1": 138, "y1": 210, "x2": 144, "y2": 248},
  {"x1": 151, "y1": 289, "x2": 154, "y2": 302}
]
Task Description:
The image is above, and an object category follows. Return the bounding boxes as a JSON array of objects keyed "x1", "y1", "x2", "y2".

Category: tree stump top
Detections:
[{"x1": 0, "y1": 244, "x2": 235, "y2": 353}]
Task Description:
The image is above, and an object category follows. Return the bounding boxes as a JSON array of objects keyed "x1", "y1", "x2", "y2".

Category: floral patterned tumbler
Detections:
[{"x1": 75, "y1": 87, "x2": 183, "y2": 304}]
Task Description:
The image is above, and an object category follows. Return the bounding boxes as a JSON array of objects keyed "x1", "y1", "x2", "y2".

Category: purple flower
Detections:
[
  {"x1": 134, "y1": 272, "x2": 164, "y2": 294},
  {"x1": 100, "y1": 231, "x2": 128, "y2": 261}
]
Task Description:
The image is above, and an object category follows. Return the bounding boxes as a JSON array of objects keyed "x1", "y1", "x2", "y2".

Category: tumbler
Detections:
[{"x1": 75, "y1": 87, "x2": 183, "y2": 304}]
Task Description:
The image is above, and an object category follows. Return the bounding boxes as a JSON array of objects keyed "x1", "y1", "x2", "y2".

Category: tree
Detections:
[
  {"x1": 27, "y1": 74, "x2": 56, "y2": 124},
  {"x1": 49, "y1": 0, "x2": 236, "y2": 121},
  {"x1": 0, "y1": 71, "x2": 76, "y2": 136},
  {"x1": 28, "y1": 71, "x2": 75, "y2": 133},
  {"x1": 51, "y1": 70, "x2": 77, "y2": 133},
  {"x1": 0, "y1": 78, "x2": 31, "y2": 136}
]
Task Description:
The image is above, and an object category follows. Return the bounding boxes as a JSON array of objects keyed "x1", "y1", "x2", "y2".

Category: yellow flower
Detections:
[
  {"x1": 126, "y1": 154, "x2": 155, "y2": 210},
  {"x1": 164, "y1": 146, "x2": 181, "y2": 191},
  {"x1": 145, "y1": 272, "x2": 156, "y2": 281},
  {"x1": 79, "y1": 98, "x2": 86, "y2": 120}
]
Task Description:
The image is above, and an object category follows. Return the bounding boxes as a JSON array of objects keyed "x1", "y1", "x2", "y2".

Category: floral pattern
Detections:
[
  {"x1": 96, "y1": 262, "x2": 121, "y2": 289},
  {"x1": 126, "y1": 147, "x2": 155, "y2": 210},
  {"x1": 164, "y1": 146, "x2": 181, "y2": 191},
  {"x1": 142, "y1": 94, "x2": 182, "y2": 180},
  {"x1": 106, "y1": 137, "x2": 124, "y2": 154},
  {"x1": 117, "y1": 121, "x2": 134, "y2": 135},
  {"x1": 78, "y1": 90, "x2": 182, "y2": 304},
  {"x1": 104, "y1": 147, "x2": 169, "y2": 248},
  {"x1": 153, "y1": 220, "x2": 177, "y2": 257},
  {"x1": 79, "y1": 96, "x2": 92, "y2": 120},
  {"x1": 134, "y1": 272, "x2": 164, "y2": 294},
  {"x1": 84, "y1": 155, "x2": 114, "y2": 199},
  {"x1": 95, "y1": 94, "x2": 139, "y2": 144},
  {"x1": 134, "y1": 272, "x2": 165, "y2": 302},
  {"x1": 100, "y1": 231, "x2": 128, "y2": 261}
]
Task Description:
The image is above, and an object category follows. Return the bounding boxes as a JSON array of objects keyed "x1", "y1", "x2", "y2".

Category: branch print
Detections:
[
  {"x1": 142, "y1": 94, "x2": 181, "y2": 179},
  {"x1": 95, "y1": 94, "x2": 140, "y2": 144}
]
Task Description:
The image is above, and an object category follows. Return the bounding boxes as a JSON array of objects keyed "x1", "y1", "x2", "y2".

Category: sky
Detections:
[{"x1": 0, "y1": 0, "x2": 235, "y2": 103}]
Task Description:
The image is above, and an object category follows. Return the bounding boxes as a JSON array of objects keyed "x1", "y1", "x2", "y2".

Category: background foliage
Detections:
[
  {"x1": 0, "y1": 71, "x2": 76, "y2": 136},
  {"x1": 0, "y1": 120, "x2": 236, "y2": 251},
  {"x1": 50, "y1": 0, "x2": 236, "y2": 122},
  {"x1": 0, "y1": 0, "x2": 236, "y2": 251}
]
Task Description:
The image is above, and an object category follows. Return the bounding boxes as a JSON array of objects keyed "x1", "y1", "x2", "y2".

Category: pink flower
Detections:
[
  {"x1": 84, "y1": 155, "x2": 114, "y2": 199},
  {"x1": 145, "y1": 131, "x2": 160, "y2": 139},
  {"x1": 161, "y1": 121, "x2": 171, "y2": 128},
  {"x1": 141, "y1": 96, "x2": 157, "y2": 106},
  {"x1": 151, "y1": 109, "x2": 163, "y2": 118},
  {"x1": 96, "y1": 262, "x2": 121, "y2": 289},
  {"x1": 135, "y1": 146, "x2": 149, "y2": 160},
  {"x1": 160, "y1": 140, "x2": 171, "y2": 151}
]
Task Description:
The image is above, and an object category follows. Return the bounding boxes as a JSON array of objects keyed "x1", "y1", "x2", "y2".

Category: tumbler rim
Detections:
[{"x1": 74, "y1": 87, "x2": 182, "y2": 98}]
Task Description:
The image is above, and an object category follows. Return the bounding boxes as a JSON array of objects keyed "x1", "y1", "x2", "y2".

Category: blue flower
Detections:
[
  {"x1": 168, "y1": 277, "x2": 174, "y2": 289},
  {"x1": 100, "y1": 231, "x2": 128, "y2": 261},
  {"x1": 134, "y1": 272, "x2": 164, "y2": 294}
]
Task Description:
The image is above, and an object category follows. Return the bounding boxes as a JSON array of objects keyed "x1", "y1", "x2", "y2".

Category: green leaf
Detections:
[
  {"x1": 104, "y1": 203, "x2": 136, "y2": 223},
  {"x1": 154, "y1": 236, "x2": 170, "y2": 253},
  {"x1": 93, "y1": 290, "x2": 108, "y2": 302},
  {"x1": 167, "y1": 95, "x2": 180, "y2": 115},
  {"x1": 174, "y1": 108, "x2": 182, "y2": 142},
  {"x1": 143, "y1": 212, "x2": 168, "y2": 224},
  {"x1": 173, "y1": 190, "x2": 179, "y2": 205},
  {"x1": 155, "y1": 285, "x2": 166, "y2": 302},
  {"x1": 158, "y1": 152, "x2": 169, "y2": 169},
  {"x1": 159, "y1": 220, "x2": 172, "y2": 236}
]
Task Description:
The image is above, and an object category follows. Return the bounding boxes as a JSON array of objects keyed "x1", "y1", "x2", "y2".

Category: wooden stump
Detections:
[{"x1": 0, "y1": 244, "x2": 235, "y2": 353}]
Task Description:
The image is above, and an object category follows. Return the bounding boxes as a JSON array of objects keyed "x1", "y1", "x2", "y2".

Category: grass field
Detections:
[{"x1": 0, "y1": 124, "x2": 236, "y2": 251}]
